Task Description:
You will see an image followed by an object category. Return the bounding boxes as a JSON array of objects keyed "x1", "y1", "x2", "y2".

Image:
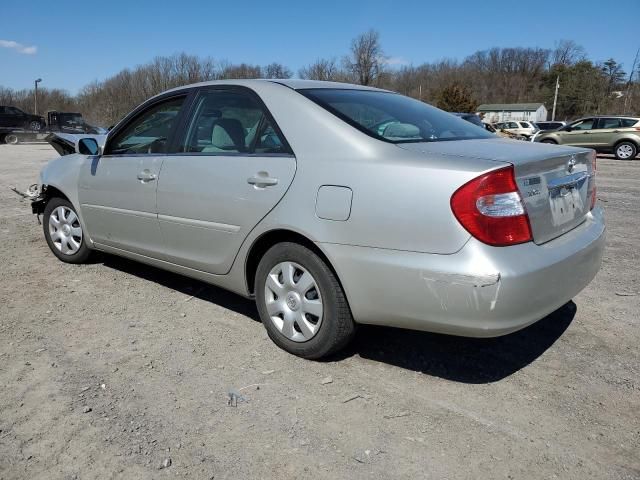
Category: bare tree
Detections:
[
  {"x1": 344, "y1": 30, "x2": 385, "y2": 86},
  {"x1": 263, "y1": 63, "x2": 293, "y2": 79},
  {"x1": 551, "y1": 40, "x2": 586, "y2": 67},
  {"x1": 298, "y1": 58, "x2": 341, "y2": 81}
]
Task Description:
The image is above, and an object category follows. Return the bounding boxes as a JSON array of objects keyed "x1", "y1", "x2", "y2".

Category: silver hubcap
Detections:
[
  {"x1": 48, "y1": 206, "x2": 82, "y2": 255},
  {"x1": 264, "y1": 261, "x2": 323, "y2": 342},
  {"x1": 617, "y1": 144, "x2": 634, "y2": 159}
]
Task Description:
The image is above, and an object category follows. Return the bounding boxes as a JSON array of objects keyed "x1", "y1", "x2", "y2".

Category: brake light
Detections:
[
  {"x1": 450, "y1": 166, "x2": 532, "y2": 246},
  {"x1": 589, "y1": 151, "x2": 597, "y2": 210}
]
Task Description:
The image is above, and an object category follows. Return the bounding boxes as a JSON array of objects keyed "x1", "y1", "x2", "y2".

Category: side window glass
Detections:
[
  {"x1": 181, "y1": 90, "x2": 288, "y2": 154},
  {"x1": 571, "y1": 119, "x2": 594, "y2": 131},
  {"x1": 621, "y1": 118, "x2": 639, "y2": 128},
  {"x1": 254, "y1": 121, "x2": 286, "y2": 154},
  {"x1": 598, "y1": 118, "x2": 620, "y2": 129},
  {"x1": 107, "y1": 96, "x2": 185, "y2": 155}
]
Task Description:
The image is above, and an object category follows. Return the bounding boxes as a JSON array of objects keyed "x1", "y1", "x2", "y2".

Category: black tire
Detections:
[
  {"x1": 27, "y1": 120, "x2": 42, "y2": 131},
  {"x1": 255, "y1": 242, "x2": 355, "y2": 359},
  {"x1": 5, "y1": 134, "x2": 18, "y2": 145},
  {"x1": 43, "y1": 197, "x2": 93, "y2": 264},
  {"x1": 614, "y1": 141, "x2": 637, "y2": 160},
  {"x1": 541, "y1": 139, "x2": 557, "y2": 144}
]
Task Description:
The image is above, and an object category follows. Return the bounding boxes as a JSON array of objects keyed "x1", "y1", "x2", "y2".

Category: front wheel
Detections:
[
  {"x1": 541, "y1": 139, "x2": 557, "y2": 144},
  {"x1": 43, "y1": 197, "x2": 93, "y2": 264},
  {"x1": 28, "y1": 120, "x2": 42, "y2": 131},
  {"x1": 614, "y1": 141, "x2": 637, "y2": 160},
  {"x1": 255, "y1": 242, "x2": 355, "y2": 359}
]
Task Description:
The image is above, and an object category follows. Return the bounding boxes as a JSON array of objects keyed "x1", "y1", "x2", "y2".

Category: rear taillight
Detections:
[
  {"x1": 451, "y1": 166, "x2": 532, "y2": 246},
  {"x1": 589, "y1": 151, "x2": 597, "y2": 210}
]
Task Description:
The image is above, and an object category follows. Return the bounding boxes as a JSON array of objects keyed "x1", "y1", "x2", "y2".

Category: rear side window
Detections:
[
  {"x1": 180, "y1": 89, "x2": 290, "y2": 155},
  {"x1": 106, "y1": 96, "x2": 186, "y2": 155},
  {"x1": 598, "y1": 118, "x2": 622, "y2": 129},
  {"x1": 621, "y1": 118, "x2": 640, "y2": 128},
  {"x1": 299, "y1": 89, "x2": 492, "y2": 143},
  {"x1": 519, "y1": 122, "x2": 530, "y2": 128}
]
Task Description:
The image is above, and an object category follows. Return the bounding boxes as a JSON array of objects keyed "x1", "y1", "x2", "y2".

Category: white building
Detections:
[{"x1": 477, "y1": 103, "x2": 548, "y2": 123}]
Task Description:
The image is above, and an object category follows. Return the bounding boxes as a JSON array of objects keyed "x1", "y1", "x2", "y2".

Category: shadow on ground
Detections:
[{"x1": 103, "y1": 254, "x2": 575, "y2": 384}]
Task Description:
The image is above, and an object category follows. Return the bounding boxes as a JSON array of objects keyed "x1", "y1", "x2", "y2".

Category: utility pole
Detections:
[
  {"x1": 624, "y1": 48, "x2": 639, "y2": 114},
  {"x1": 34, "y1": 78, "x2": 42, "y2": 115},
  {"x1": 551, "y1": 75, "x2": 559, "y2": 121}
]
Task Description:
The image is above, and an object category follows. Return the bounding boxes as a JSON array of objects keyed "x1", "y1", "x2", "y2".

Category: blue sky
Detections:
[{"x1": 2, "y1": 0, "x2": 638, "y2": 93}]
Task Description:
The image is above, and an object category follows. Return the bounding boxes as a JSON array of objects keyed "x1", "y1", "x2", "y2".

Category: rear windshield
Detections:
[{"x1": 299, "y1": 88, "x2": 493, "y2": 143}]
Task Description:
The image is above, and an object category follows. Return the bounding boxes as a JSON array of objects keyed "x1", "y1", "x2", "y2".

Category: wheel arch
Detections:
[
  {"x1": 32, "y1": 184, "x2": 71, "y2": 214},
  {"x1": 244, "y1": 229, "x2": 345, "y2": 298},
  {"x1": 614, "y1": 137, "x2": 640, "y2": 149}
]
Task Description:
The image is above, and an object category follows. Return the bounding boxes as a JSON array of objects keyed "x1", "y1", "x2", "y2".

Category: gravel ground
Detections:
[{"x1": 0, "y1": 143, "x2": 638, "y2": 480}]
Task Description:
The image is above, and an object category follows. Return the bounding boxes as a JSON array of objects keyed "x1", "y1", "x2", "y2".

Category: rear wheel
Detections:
[
  {"x1": 43, "y1": 197, "x2": 93, "y2": 264},
  {"x1": 255, "y1": 242, "x2": 355, "y2": 359},
  {"x1": 614, "y1": 141, "x2": 637, "y2": 160},
  {"x1": 5, "y1": 134, "x2": 18, "y2": 145}
]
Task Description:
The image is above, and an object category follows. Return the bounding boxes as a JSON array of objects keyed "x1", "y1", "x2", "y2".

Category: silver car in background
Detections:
[{"x1": 33, "y1": 80, "x2": 605, "y2": 359}]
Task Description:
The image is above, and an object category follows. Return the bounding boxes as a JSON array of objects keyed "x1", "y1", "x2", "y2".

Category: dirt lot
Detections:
[{"x1": 0, "y1": 143, "x2": 638, "y2": 480}]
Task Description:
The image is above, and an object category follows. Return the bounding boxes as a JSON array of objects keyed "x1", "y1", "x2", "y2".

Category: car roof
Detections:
[{"x1": 163, "y1": 78, "x2": 388, "y2": 95}]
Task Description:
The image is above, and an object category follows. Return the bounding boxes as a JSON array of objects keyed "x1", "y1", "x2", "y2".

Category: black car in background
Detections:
[
  {"x1": 534, "y1": 121, "x2": 566, "y2": 131},
  {"x1": 0, "y1": 106, "x2": 46, "y2": 130},
  {"x1": 452, "y1": 112, "x2": 486, "y2": 128}
]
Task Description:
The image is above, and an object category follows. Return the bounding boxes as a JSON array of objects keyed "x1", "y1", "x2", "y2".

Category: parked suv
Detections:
[
  {"x1": 493, "y1": 121, "x2": 538, "y2": 138},
  {"x1": 0, "y1": 106, "x2": 46, "y2": 131},
  {"x1": 533, "y1": 116, "x2": 640, "y2": 160}
]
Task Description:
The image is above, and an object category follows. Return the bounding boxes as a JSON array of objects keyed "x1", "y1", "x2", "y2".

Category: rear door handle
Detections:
[
  {"x1": 247, "y1": 173, "x2": 278, "y2": 188},
  {"x1": 137, "y1": 170, "x2": 157, "y2": 182}
]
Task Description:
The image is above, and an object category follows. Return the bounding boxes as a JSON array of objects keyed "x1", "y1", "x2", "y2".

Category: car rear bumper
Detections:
[{"x1": 319, "y1": 206, "x2": 605, "y2": 337}]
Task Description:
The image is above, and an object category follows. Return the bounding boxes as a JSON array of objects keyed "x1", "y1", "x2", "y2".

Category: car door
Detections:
[
  {"x1": 156, "y1": 86, "x2": 296, "y2": 275},
  {"x1": 590, "y1": 117, "x2": 621, "y2": 148},
  {"x1": 558, "y1": 118, "x2": 596, "y2": 146},
  {"x1": 78, "y1": 93, "x2": 189, "y2": 258},
  {"x1": 7, "y1": 107, "x2": 28, "y2": 128},
  {"x1": 0, "y1": 107, "x2": 9, "y2": 127}
]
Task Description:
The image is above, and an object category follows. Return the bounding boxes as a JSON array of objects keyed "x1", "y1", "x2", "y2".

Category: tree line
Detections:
[{"x1": 1, "y1": 31, "x2": 637, "y2": 127}]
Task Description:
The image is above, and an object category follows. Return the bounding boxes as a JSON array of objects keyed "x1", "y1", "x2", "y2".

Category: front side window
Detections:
[
  {"x1": 300, "y1": 89, "x2": 492, "y2": 143},
  {"x1": 180, "y1": 89, "x2": 289, "y2": 154},
  {"x1": 106, "y1": 96, "x2": 185, "y2": 155},
  {"x1": 570, "y1": 119, "x2": 594, "y2": 131}
]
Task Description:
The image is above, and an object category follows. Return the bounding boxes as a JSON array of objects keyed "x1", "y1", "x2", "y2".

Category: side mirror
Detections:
[
  {"x1": 78, "y1": 137, "x2": 100, "y2": 155},
  {"x1": 564, "y1": 126, "x2": 572, "y2": 132}
]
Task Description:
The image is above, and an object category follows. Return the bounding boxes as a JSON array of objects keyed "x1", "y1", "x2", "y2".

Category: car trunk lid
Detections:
[{"x1": 398, "y1": 139, "x2": 595, "y2": 244}]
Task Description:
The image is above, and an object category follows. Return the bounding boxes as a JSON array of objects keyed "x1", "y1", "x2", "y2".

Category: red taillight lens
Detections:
[
  {"x1": 450, "y1": 166, "x2": 532, "y2": 246},
  {"x1": 589, "y1": 151, "x2": 597, "y2": 210}
]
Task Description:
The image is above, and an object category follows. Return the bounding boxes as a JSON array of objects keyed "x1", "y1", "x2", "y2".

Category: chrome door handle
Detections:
[
  {"x1": 137, "y1": 170, "x2": 157, "y2": 182},
  {"x1": 247, "y1": 173, "x2": 278, "y2": 188}
]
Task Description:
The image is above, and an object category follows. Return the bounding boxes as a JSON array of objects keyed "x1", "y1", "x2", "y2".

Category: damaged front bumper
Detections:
[{"x1": 318, "y1": 207, "x2": 605, "y2": 337}]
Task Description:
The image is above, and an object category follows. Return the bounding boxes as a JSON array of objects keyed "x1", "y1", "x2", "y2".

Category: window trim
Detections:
[
  {"x1": 173, "y1": 85, "x2": 294, "y2": 157},
  {"x1": 103, "y1": 89, "x2": 194, "y2": 157}
]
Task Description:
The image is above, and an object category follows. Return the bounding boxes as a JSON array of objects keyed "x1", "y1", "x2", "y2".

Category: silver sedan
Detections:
[{"x1": 33, "y1": 80, "x2": 605, "y2": 359}]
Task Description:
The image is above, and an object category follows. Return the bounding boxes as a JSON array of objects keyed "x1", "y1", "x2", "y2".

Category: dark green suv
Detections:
[{"x1": 533, "y1": 116, "x2": 640, "y2": 160}]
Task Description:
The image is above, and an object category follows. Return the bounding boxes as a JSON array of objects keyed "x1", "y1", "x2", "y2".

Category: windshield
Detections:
[{"x1": 299, "y1": 89, "x2": 493, "y2": 143}]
